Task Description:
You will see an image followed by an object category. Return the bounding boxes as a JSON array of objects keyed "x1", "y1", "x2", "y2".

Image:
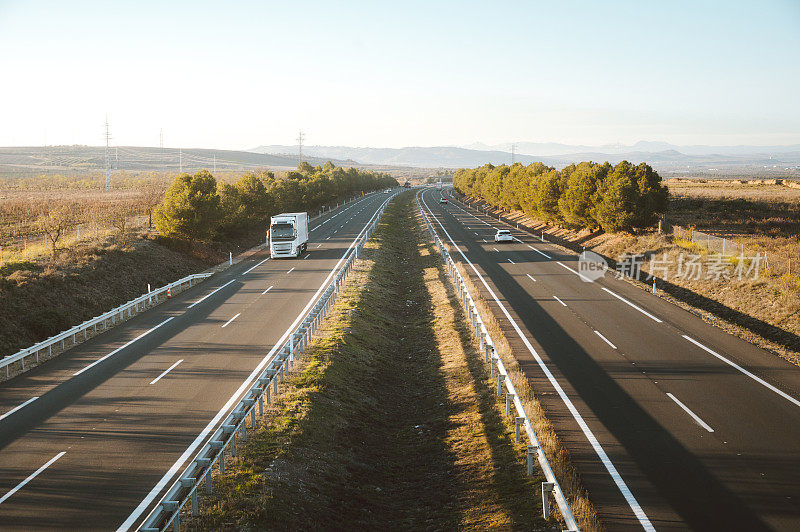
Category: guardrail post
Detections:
[
  {"x1": 497, "y1": 372, "x2": 503, "y2": 396},
  {"x1": 541, "y1": 482, "x2": 554, "y2": 520},
  {"x1": 515, "y1": 416, "x2": 524, "y2": 443},
  {"x1": 506, "y1": 392, "x2": 514, "y2": 416},
  {"x1": 527, "y1": 445, "x2": 538, "y2": 476}
]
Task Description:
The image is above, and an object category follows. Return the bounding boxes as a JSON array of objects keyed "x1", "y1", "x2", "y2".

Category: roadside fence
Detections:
[
  {"x1": 137, "y1": 193, "x2": 394, "y2": 532},
  {"x1": 1, "y1": 273, "x2": 212, "y2": 380},
  {"x1": 417, "y1": 194, "x2": 579, "y2": 531},
  {"x1": 672, "y1": 225, "x2": 793, "y2": 277}
]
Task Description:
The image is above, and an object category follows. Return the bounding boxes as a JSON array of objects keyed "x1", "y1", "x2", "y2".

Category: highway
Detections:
[
  {"x1": 0, "y1": 190, "x2": 395, "y2": 530},
  {"x1": 419, "y1": 187, "x2": 800, "y2": 531}
]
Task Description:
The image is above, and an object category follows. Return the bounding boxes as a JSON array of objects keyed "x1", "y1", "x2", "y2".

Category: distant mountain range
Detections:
[{"x1": 250, "y1": 143, "x2": 800, "y2": 176}]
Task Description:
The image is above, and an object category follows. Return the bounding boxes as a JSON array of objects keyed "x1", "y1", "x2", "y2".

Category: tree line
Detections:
[
  {"x1": 453, "y1": 160, "x2": 668, "y2": 232},
  {"x1": 155, "y1": 162, "x2": 397, "y2": 245}
]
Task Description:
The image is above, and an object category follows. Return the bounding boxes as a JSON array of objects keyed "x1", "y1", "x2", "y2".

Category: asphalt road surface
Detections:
[
  {"x1": 420, "y1": 187, "x2": 800, "y2": 531},
  {"x1": 0, "y1": 190, "x2": 395, "y2": 530}
]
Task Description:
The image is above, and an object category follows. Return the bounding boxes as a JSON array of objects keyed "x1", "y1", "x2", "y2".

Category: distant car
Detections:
[
  {"x1": 494, "y1": 229, "x2": 512, "y2": 242},
  {"x1": 439, "y1": 197, "x2": 448, "y2": 204}
]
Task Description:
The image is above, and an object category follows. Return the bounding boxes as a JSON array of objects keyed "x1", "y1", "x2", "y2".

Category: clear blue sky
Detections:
[{"x1": 1, "y1": 0, "x2": 798, "y2": 149}]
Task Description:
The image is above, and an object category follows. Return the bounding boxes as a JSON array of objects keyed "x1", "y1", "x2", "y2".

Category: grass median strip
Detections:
[{"x1": 189, "y1": 192, "x2": 553, "y2": 530}]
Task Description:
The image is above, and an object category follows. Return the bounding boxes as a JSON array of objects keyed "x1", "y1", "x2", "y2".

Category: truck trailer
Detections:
[{"x1": 269, "y1": 212, "x2": 309, "y2": 258}]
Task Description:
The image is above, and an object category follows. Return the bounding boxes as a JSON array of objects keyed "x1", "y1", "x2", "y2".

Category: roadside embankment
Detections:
[{"x1": 189, "y1": 192, "x2": 558, "y2": 530}]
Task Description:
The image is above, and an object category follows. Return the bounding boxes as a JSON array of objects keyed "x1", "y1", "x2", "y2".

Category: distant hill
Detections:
[
  {"x1": 464, "y1": 141, "x2": 800, "y2": 157},
  {"x1": 250, "y1": 144, "x2": 800, "y2": 178}
]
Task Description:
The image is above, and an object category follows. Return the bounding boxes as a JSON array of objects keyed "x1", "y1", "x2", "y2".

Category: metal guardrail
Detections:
[
  {"x1": 2, "y1": 272, "x2": 212, "y2": 379},
  {"x1": 417, "y1": 192, "x2": 579, "y2": 531},
  {"x1": 137, "y1": 193, "x2": 394, "y2": 532}
]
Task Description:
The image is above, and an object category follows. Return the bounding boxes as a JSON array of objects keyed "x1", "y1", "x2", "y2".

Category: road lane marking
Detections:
[
  {"x1": 326, "y1": 236, "x2": 331, "y2": 240},
  {"x1": 526, "y1": 274, "x2": 536, "y2": 282},
  {"x1": 682, "y1": 335, "x2": 800, "y2": 408},
  {"x1": 601, "y1": 287, "x2": 663, "y2": 323},
  {"x1": 0, "y1": 397, "x2": 39, "y2": 422},
  {"x1": 149, "y1": 359, "x2": 184, "y2": 385},
  {"x1": 521, "y1": 241, "x2": 551, "y2": 259},
  {"x1": 287, "y1": 267, "x2": 295, "y2": 274},
  {"x1": 553, "y1": 296, "x2": 567, "y2": 307},
  {"x1": 74, "y1": 317, "x2": 175, "y2": 376},
  {"x1": 303, "y1": 254, "x2": 310, "y2": 259},
  {"x1": 261, "y1": 285, "x2": 273, "y2": 295},
  {"x1": 0, "y1": 451, "x2": 66, "y2": 505},
  {"x1": 556, "y1": 261, "x2": 595, "y2": 283},
  {"x1": 316, "y1": 244, "x2": 322, "y2": 248},
  {"x1": 243, "y1": 258, "x2": 269, "y2": 275},
  {"x1": 667, "y1": 393, "x2": 714, "y2": 432},
  {"x1": 493, "y1": 247, "x2": 499, "y2": 252},
  {"x1": 121, "y1": 193, "x2": 396, "y2": 532},
  {"x1": 594, "y1": 330, "x2": 617, "y2": 349},
  {"x1": 221, "y1": 313, "x2": 241, "y2": 328},
  {"x1": 188, "y1": 280, "x2": 236, "y2": 309},
  {"x1": 419, "y1": 190, "x2": 653, "y2": 531},
  {"x1": 507, "y1": 258, "x2": 515, "y2": 264}
]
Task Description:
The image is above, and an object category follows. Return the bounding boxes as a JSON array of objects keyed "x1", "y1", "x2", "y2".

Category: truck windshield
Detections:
[{"x1": 271, "y1": 223, "x2": 295, "y2": 241}]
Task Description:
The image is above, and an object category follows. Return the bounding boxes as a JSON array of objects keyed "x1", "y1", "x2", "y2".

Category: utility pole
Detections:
[
  {"x1": 511, "y1": 143, "x2": 516, "y2": 165},
  {"x1": 179, "y1": 148, "x2": 183, "y2": 173},
  {"x1": 213, "y1": 154, "x2": 216, "y2": 174},
  {"x1": 115, "y1": 146, "x2": 119, "y2": 169},
  {"x1": 104, "y1": 116, "x2": 112, "y2": 190},
  {"x1": 297, "y1": 131, "x2": 305, "y2": 165}
]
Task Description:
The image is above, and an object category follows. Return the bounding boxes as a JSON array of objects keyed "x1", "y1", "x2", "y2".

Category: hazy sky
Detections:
[{"x1": 1, "y1": 0, "x2": 799, "y2": 150}]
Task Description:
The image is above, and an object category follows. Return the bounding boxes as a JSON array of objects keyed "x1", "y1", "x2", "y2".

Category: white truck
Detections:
[{"x1": 269, "y1": 212, "x2": 309, "y2": 258}]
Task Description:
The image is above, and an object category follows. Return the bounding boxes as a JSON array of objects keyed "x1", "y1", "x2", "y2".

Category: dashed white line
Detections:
[
  {"x1": 602, "y1": 287, "x2": 663, "y2": 323},
  {"x1": 242, "y1": 258, "x2": 269, "y2": 275},
  {"x1": 556, "y1": 261, "x2": 594, "y2": 283},
  {"x1": 74, "y1": 317, "x2": 175, "y2": 376},
  {"x1": 667, "y1": 393, "x2": 714, "y2": 432},
  {"x1": 287, "y1": 267, "x2": 295, "y2": 274},
  {"x1": 302, "y1": 254, "x2": 310, "y2": 259},
  {"x1": 507, "y1": 258, "x2": 515, "y2": 264},
  {"x1": 594, "y1": 330, "x2": 617, "y2": 349},
  {"x1": 221, "y1": 313, "x2": 241, "y2": 328},
  {"x1": 553, "y1": 295, "x2": 567, "y2": 307},
  {"x1": 0, "y1": 451, "x2": 66, "y2": 505},
  {"x1": 682, "y1": 335, "x2": 800, "y2": 408},
  {"x1": 188, "y1": 280, "x2": 236, "y2": 309},
  {"x1": 316, "y1": 243, "x2": 322, "y2": 248},
  {"x1": 523, "y1": 242, "x2": 551, "y2": 259},
  {"x1": 0, "y1": 397, "x2": 39, "y2": 422},
  {"x1": 326, "y1": 236, "x2": 331, "y2": 240},
  {"x1": 493, "y1": 247, "x2": 499, "y2": 252},
  {"x1": 262, "y1": 285, "x2": 273, "y2": 295},
  {"x1": 526, "y1": 274, "x2": 537, "y2": 282},
  {"x1": 149, "y1": 359, "x2": 184, "y2": 385}
]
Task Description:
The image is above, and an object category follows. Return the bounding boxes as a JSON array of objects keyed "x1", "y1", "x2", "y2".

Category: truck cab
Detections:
[{"x1": 269, "y1": 212, "x2": 309, "y2": 258}]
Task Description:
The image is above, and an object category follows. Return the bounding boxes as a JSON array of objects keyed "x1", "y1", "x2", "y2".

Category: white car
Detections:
[
  {"x1": 439, "y1": 197, "x2": 448, "y2": 204},
  {"x1": 494, "y1": 229, "x2": 512, "y2": 242}
]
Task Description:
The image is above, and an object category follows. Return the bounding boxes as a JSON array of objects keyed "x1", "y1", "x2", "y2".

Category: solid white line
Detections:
[
  {"x1": 507, "y1": 258, "x2": 515, "y2": 264},
  {"x1": 221, "y1": 313, "x2": 241, "y2": 328},
  {"x1": 242, "y1": 258, "x2": 269, "y2": 275},
  {"x1": 0, "y1": 396, "x2": 39, "y2": 422},
  {"x1": 682, "y1": 335, "x2": 800, "y2": 408},
  {"x1": 602, "y1": 287, "x2": 663, "y2": 323},
  {"x1": 594, "y1": 330, "x2": 617, "y2": 349},
  {"x1": 121, "y1": 193, "x2": 395, "y2": 532},
  {"x1": 419, "y1": 190, "x2": 653, "y2": 530},
  {"x1": 149, "y1": 359, "x2": 184, "y2": 385},
  {"x1": 261, "y1": 285, "x2": 273, "y2": 295},
  {"x1": 553, "y1": 296, "x2": 567, "y2": 307},
  {"x1": 287, "y1": 267, "x2": 295, "y2": 274},
  {"x1": 556, "y1": 261, "x2": 595, "y2": 283},
  {"x1": 188, "y1": 280, "x2": 236, "y2": 309},
  {"x1": 0, "y1": 451, "x2": 66, "y2": 505},
  {"x1": 526, "y1": 274, "x2": 536, "y2": 282},
  {"x1": 666, "y1": 393, "x2": 714, "y2": 432},
  {"x1": 74, "y1": 317, "x2": 175, "y2": 376}
]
